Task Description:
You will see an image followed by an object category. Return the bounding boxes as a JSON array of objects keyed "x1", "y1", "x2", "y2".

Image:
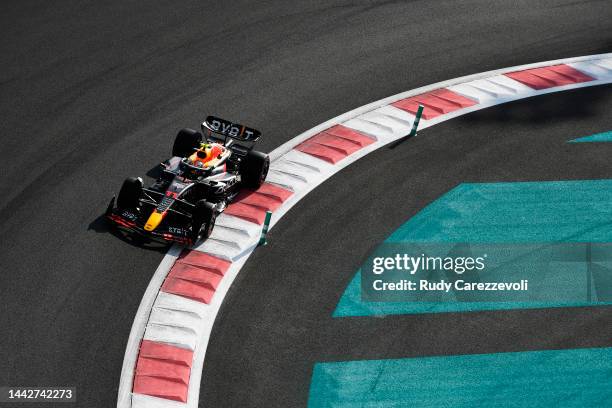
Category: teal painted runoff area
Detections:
[
  {"x1": 569, "y1": 130, "x2": 612, "y2": 143},
  {"x1": 334, "y1": 180, "x2": 612, "y2": 317},
  {"x1": 308, "y1": 347, "x2": 612, "y2": 408}
]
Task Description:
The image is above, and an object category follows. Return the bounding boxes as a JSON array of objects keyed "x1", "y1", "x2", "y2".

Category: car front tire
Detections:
[{"x1": 117, "y1": 177, "x2": 143, "y2": 209}]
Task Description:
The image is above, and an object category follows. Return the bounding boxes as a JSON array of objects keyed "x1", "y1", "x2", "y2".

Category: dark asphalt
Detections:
[
  {"x1": 0, "y1": 1, "x2": 610, "y2": 407},
  {"x1": 206, "y1": 87, "x2": 612, "y2": 407}
]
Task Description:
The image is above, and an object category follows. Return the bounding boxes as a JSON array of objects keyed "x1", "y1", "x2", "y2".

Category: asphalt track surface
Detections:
[
  {"x1": 208, "y1": 86, "x2": 612, "y2": 407},
  {"x1": 0, "y1": 1, "x2": 610, "y2": 407}
]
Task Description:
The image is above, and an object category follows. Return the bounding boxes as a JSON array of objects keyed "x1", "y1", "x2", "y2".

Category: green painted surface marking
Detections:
[
  {"x1": 308, "y1": 347, "x2": 612, "y2": 408},
  {"x1": 334, "y1": 179, "x2": 612, "y2": 317},
  {"x1": 569, "y1": 130, "x2": 612, "y2": 143}
]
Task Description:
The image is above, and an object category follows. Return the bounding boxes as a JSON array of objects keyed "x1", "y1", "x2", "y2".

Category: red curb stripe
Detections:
[
  {"x1": 160, "y1": 251, "x2": 232, "y2": 303},
  {"x1": 295, "y1": 142, "x2": 346, "y2": 163},
  {"x1": 296, "y1": 125, "x2": 373, "y2": 163},
  {"x1": 325, "y1": 125, "x2": 376, "y2": 146},
  {"x1": 177, "y1": 251, "x2": 231, "y2": 276},
  {"x1": 136, "y1": 357, "x2": 191, "y2": 384},
  {"x1": 164, "y1": 262, "x2": 223, "y2": 291},
  {"x1": 133, "y1": 340, "x2": 193, "y2": 402},
  {"x1": 132, "y1": 377, "x2": 189, "y2": 403},
  {"x1": 235, "y1": 190, "x2": 286, "y2": 211},
  {"x1": 505, "y1": 64, "x2": 594, "y2": 90},
  {"x1": 138, "y1": 339, "x2": 193, "y2": 366},
  {"x1": 161, "y1": 277, "x2": 217, "y2": 304},
  {"x1": 224, "y1": 202, "x2": 268, "y2": 224},
  {"x1": 305, "y1": 133, "x2": 364, "y2": 155},
  {"x1": 255, "y1": 182, "x2": 294, "y2": 201},
  {"x1": 392, "y1": 88, "x2": 477, "y2": 120},
  {"x1": 224, "y1": 182, "x2": 293, "y2": 224}
]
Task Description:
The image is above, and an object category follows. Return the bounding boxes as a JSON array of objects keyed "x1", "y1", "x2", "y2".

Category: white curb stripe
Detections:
[{"x1": 118, "y1": 53, "x2": 612, "y2": 408}]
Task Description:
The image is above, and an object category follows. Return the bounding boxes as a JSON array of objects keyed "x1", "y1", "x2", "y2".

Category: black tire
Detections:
[
  {"x1": 172, "y1": 128, "x2": 202, "y2": 157},
  {"x1": 117, "y1": 177, "x2": 143, "y2": 209},
  {"x1": 240, "y1": 150, "x2": 270, "y2": 189},
  {"x1": 191, "y1": 200, "x2": 216, "y2": 242}
]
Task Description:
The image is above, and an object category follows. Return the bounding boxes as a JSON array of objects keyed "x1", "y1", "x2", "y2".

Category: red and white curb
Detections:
[{"x1": 117, "y1": 53, "x2": 612, "y2": 407}]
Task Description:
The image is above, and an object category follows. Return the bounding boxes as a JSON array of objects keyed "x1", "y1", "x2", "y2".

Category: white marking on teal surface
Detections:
[
  {"x1": 334, "y1": 179, "x2": 612, "y2": 317},
  {"x1": 308, "y1": 347, "x2": 612, "y2": 408}
]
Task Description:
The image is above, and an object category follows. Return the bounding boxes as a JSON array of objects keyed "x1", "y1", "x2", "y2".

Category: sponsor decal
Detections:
[
  {"x1": 121, "y1": 211, "x2": 137, "y2": 221},
  {"x1": 204, "y1": 116, "x2": 261, "y2": 141},
  {"x1": 168, "y1": 226, "x2": 188, "y2": 236}
]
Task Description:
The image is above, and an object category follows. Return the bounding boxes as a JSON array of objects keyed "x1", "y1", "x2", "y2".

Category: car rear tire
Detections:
[
  {"x1": 117, "y1": 177, "x2": 143, "y2": 209},
  {"x1": 191, "y1": 200, "x2": 216, "y2": 242},
  {"x1": 240, "y1": 150, "x2": 270, "y2": 189},
  {"x1": 172, "y1": 128, "x2": 202, "y2": 158}
]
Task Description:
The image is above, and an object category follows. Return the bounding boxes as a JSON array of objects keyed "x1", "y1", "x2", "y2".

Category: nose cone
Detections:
[{"x1": 144, "y1": 211, "x2": 164, "y2": 231}]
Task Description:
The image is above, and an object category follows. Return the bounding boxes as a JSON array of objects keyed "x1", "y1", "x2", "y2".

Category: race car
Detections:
[{"x1": 106, "y1": 116, "x2": 270, "y2": 245}]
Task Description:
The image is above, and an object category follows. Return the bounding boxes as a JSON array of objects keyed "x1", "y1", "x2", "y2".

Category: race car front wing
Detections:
[{"x1": 105, "y1": 197, "x2": 194, "y2": 245}]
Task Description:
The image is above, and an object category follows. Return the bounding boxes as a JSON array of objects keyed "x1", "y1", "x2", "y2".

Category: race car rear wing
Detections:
[{"x1": 201, "y1": 116, "x2": 262, "y2": 143}]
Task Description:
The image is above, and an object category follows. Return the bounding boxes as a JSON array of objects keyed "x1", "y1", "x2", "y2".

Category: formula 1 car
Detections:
[{"x1": 106, "y1": 116, "x2": 270, "y2": 245}]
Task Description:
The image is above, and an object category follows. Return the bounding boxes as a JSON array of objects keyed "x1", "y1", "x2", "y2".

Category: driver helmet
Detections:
[{"x1": 190, "y1": 143, "x2": 223, "y2": 166}]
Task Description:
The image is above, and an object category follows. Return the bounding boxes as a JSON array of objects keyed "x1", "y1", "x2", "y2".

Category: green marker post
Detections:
[
  {"x1": 388, "y1": 104, "x2": 424, "y2": 149},
  {"x1": 258, "y1": 211, "x2": 272, "y2": 246},
  {"x1": 409, "y1": 104, "x2": 424, "y2": 137}
]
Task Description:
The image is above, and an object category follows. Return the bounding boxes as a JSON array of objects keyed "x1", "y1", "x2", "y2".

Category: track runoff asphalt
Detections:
[
  {"x1": 202, "y1": 85, "x2": 612, "y2": 407},
  {"x1": 0, "y1": 0, "x2": 611, "y2": 407}
]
